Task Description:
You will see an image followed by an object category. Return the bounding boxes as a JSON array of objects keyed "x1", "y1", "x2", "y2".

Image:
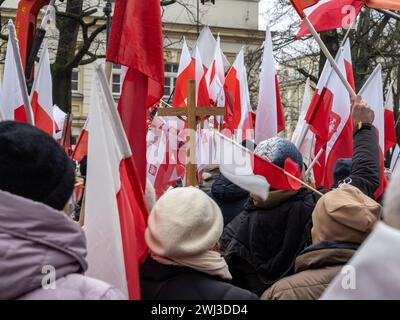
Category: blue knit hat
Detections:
[{"x1": 254, "y1": 137, "x2": 303, "y2": 171}]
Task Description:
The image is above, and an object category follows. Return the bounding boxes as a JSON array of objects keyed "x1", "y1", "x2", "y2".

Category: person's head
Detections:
[
  {"x1": 311, "y1": 184, "x2": 381, "y2": 244},
  {"x1": 384, "y1": 168, "x2": 400, "y2": 229},
  {"x1": 333, "y1": 158, "x2": 352, "y2": 186},
  {"x1": 145, "y1": 187, "x2": 223, "y2": 258},
  {"x1": 0, "y1": 121, "x2": 75, "y2": 211},
  {"x1": 254, "y1": 137, "x2": 303, "y2": 173}
]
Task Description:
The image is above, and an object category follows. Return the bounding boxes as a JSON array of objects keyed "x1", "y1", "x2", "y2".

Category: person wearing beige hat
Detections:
[
  {"x1": 262, "y1": 184, "x2": 381, "y2": 300},
  {"x1": 140, "y1": 187, "x2": 258, "y2": 300}
]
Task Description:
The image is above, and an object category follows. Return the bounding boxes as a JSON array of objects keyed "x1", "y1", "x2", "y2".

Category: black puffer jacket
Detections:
[
  {"x1": 220, "y1": 125, "x2": 381, "y2": 296},
  {"x1": 221, "y1": 189, "x2": 316, "y2": 296},
  {"x1": 209, "y1": 174, "x2": 249, "y2": 226},
  {"x1": 140, "y1": 257, "x2": 259, "y2": 300}
]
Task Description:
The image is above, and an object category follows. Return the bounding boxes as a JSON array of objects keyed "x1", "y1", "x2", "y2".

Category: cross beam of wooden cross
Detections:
[{"x1": 157, "y1": 80, "x2": 226, "y2": 186}]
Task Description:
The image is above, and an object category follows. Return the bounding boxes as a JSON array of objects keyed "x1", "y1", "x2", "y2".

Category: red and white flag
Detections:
[
  {"x1": 215, "y1": 131, "x2": 302, "y2": 201},
  {"x1": 224, "y1": 49, "x2": 253, "y2": 136},
  {"x1": 255, "y1": 27, "x2": 285, "y2": 144},
  {"x1": 291, "y1": 78, "x2": 316, "y2": 166},
  {"x1": 194, "y1": 46, "x2": 210, "y2": 107},
  {"x1": 106, "y1": 0, "x2": 164, "y2": 187},
  {"x1": 384, "y1": 87, "x2": 397, "y2": 153},
  {"x1": 85, "y1": 66, "x2": 148, "y2": 300},
  {"x1": 147, "y1": 116, "x2": 186, "y2": 198},
  {"x1": 173, "y1": 40, "x2": 195, "y2": 108},
  {"x1": 71, "y1": 118, "x2": 89, "y2": 163},
  {"x1": 193, "y1": 26, "x2": 231, "y2": 72},
  {"x1": 306, "y1": 40, "x2": 354, "y2": 188},
  {"x1": 295, "y1": 0, "x2": 364, "y2": 39},
  {"x1": 0, "y1": 36, "x2": 27, "y2": 122},
  {"x1": 52, "y1": 105, "x2": 66, "y2": 142},
  {"x1": 30, "y1": 42, "x2": 54, "y2": 136},
  {"x1": 206, "y1": 35, "x2": 226, "y2": 108},
  {"x1": 359, "y1": 64, "x2": 388, "y2": 198}
]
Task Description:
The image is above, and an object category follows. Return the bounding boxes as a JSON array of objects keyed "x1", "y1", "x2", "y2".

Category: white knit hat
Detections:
[{"x1": 145, "y1": 187, "x2": 224, "y2": 259}]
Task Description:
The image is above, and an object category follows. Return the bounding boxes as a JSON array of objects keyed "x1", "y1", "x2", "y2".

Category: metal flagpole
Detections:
[{"x1": 7, "y1": 20, "x2": 34, "y2": 125}]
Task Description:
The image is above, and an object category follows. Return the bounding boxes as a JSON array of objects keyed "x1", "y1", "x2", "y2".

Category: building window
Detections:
[
  {"x1": 164, "y1": 63, "x2": 178, "y2": 100},
  {"x1": 71, "y1": 68, "x2": 80, "y2": 93},
  {"x1": 112, "y1": 64, "x2": 122, "y2": 95}
]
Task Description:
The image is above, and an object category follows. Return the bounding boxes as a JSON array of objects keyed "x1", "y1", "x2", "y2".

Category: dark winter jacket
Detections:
[
  {"x1": 221, "y1": 189, "x2": 316, "y2": 296},
  {"x1": 140, "y1": 257, "x2": 259, "y2": 300},
  {"x1": 220, "y1": 125, "x2": 380, "y2": 296},
  {"x1": 209, "y1": 174, "x2": 249, "y2": 226},
  {"x1": 262, "y1": 241, "x2": 359, "y2": 300}
]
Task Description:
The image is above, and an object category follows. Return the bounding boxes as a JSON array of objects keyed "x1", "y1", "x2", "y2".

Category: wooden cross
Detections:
[{"x1": 157, "y1": 80, "x2": 226, "y2": 186}]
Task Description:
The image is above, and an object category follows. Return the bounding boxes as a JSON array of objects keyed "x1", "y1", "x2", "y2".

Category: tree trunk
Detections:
[
  {"x1": 51, "y1": 0, "x2": 83, "y2": 113},
  {"x1": 318, "y1": 30, "x2": 340, "y2": 77}
]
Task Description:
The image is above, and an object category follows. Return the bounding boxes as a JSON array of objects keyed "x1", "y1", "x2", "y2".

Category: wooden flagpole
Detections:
[
  {"x1": 302, "y1": 16, "x2": 357, "y2": 99},
  {"x1": 284, "y1": 171, "x2": 324, "y2": 196}
]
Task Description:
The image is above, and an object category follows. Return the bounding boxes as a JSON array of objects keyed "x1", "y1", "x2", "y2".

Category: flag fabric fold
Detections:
[
  {"x1": 106, "y1": 0, "x2": 164, "y2": 187},
  {"x1": 255, "y1": 27, "x2": 285, "y2": 144},
  {"x1": 384, "y1": 88, "x2": 397, "y2": 154},
  {"x1": 214, "y1": 131, "x2": 301, "y2": 201},
  {"x1": 295, "y1": 0, "x2": 364, "y2": 39},
  {"x1": 85, "y1": 66, "x2": 148, "y2": 300},
  {"x1": 30, "y1": 42, "x2": 54, "y2": 136}
]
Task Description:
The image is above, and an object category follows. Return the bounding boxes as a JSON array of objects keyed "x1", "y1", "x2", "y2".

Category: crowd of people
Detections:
[{"x1": 0, "y1": 97, "x2": 399, "y2": 300}]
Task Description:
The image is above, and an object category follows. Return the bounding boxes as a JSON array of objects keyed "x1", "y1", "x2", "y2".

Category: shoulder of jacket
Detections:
[{"x1": 59, "y1": 274, "x2": 127, "y2": 300}]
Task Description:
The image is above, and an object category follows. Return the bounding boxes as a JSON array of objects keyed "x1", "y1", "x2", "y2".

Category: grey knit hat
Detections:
[{"x1": 254, "y1": 137, "x2": 303, "y2": 171}]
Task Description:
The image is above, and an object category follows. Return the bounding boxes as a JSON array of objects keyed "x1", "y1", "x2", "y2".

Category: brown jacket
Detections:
[{"x1": 262, "y1": 242, "x2": 358, "y2": 300}]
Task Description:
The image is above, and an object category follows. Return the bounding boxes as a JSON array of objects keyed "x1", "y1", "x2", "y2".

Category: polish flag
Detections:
[
  {"x1": 224, "y1": 50, "x2": 253, "y2": 135},
  {"x1": 147, "y1": 117, "x2": 186, "y2": 198},
  {"x1": 0, "y1": 36, "x2": 27, "y2": 122},
  {"x1": 71, "y1": 118, "x2": 89, "y2": 163},
  {"x1": 214, "y1": 131, "x2": 302, "y2": 201},
  {"x1": 306, "y1": 40, "x2": 354, "y2": 188},
  {"x1": 384, "y1": 88, "x2": 397, "y2": 154},
  {"x1": 255, "y1": 27, "x2": 285, "y2": 144},
  {"x1": 85, "y1": 66, "x2": 148, "y2": 300},
  {"x1": 194, "y1": 46, "x2": 210, "y2": 107},
  {"x1": 291, "y1": 78, "x2": 316, "y2": 166},
  {"x1": 193, "y1": 26, "x2": 231, "y2": 72},
  {"x1": 52, "y1": 105, "x2": 66, "y2": 142},
  {"x1": 173, "y1": 40, "x2": 195, "y2": 108},
  {"x1": 30, "y1": 42, "x2": 54, "y2": 136},
  {"x1": 359, "y1": 64, "x2": 388, "y2": 199},
  {"x1": 206, "y1": 35, "x2": 226, "y2": 107},
  {"x1": 295, "y1": 0, "x2": 364, "y2": 39}
]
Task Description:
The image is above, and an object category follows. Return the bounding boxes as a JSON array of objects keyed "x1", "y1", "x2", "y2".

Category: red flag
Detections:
[
  {"x1": 71, "y1": 118, "x2": 89, "y2": 162},
  {"x1": 106, "y1": 0, "x2": 164, "y2": 187},
  {"x1": 384, "y1": 88, "x2": 397, "y2": 153},
  {"x1": 365, "y1": 0, "x2": 400, "y2": 10},
  {"x1": 296, "y1": 0, "x2": 364, "y2": 39},
  {"x1": 290, "y1": 0, "x2": 319, "y2": 18}
]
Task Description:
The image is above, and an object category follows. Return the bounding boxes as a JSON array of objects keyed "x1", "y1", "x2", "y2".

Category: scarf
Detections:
[{"x1": 151, "y1": 249, "x2": 232, "y2": 281}]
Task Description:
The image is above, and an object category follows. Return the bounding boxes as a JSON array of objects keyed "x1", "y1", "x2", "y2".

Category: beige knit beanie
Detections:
[
  {"x1": 145, "y1": 187, "x2": 224, "y2": 259},
  {"x1": 313, "y1": 184, "x2": 381, "y2": 244}
]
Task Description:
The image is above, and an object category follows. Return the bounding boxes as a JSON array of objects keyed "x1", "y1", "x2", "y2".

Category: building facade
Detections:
[{"x1": 0, "y1": 0, "x2": 264, "y2": 139}]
